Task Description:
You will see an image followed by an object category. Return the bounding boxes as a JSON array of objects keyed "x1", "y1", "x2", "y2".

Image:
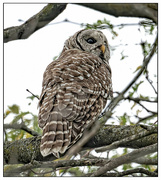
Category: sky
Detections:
[{"x1": 3, "y1": 3, "x2": 157, "y2": 125}]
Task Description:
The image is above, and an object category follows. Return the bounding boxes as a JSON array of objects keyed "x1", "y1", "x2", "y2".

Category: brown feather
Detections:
[{"x1": 38, "y1": 29, "x2": 113, "y2": 157}]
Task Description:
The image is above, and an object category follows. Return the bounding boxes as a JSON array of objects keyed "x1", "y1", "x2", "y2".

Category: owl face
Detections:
[{"x1": 64, "y1": 29, "x2": 110, "y2": 62}]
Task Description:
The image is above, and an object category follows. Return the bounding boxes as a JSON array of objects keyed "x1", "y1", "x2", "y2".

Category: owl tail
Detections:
[{"x1": 40, "y1": 112, "x2": 72, "y2": 158}]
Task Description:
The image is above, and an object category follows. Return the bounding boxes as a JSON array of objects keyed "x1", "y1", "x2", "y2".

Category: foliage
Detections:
[
  {"x1": 4, "y1": 99, "x2": 42, "y2": 142},
  {"x1": 85, "y1": 18, "x2": 118, "y2": 39}
]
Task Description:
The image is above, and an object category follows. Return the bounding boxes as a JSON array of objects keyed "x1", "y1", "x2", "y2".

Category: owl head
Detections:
[{"x1": 63, "y1": 29, "x2": 110, "y2": 62}]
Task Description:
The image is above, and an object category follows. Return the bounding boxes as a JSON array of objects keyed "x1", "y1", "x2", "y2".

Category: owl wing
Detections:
[{"x1": 38, "y1": 49, "x2": 112, "y2": 157}]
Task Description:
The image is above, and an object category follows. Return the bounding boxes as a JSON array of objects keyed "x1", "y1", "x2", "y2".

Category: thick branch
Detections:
[
  {"x1": 133, "y1": 157, "x2": 157, "y2": 165},
  {"x1": 4, "y1": 124, "x2": 157, "y2": 164},
  {"x1": 77, "y1": 3, "x2": 158, "y2": 23},
  {"x1": 94, "y1": 125, "x2": 157, "y2": 153},
  {"x1": 4, "y1": 3, "x2": 67, "y2": 43}
]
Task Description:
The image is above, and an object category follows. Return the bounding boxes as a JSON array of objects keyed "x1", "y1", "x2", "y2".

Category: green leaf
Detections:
[
  {"x1": 8, "y1": 104, "x2": 20, "y2": 114},
  {"x1": 4, "y1": 110, "x2": 11, "y2": 119},
  {"x1": 27, "y1": 95, "x2": 39, "y2": 101},
  {"x1": 85, "y1": 18, "x2": 118, "y2": 38},
  {"x1": 120, "y1": 51, "x2": 128, "y2": 60},
  {"x1": 131, "y1": 102, "x2": 136, "y2": 110},
  {"x1": 133, "y1": 65, "x2": 142, "y2": 73},
  {"x1": 12, "y1": 111, "x2": 30, "y2": 124},
  {"x1": 129, "y1": 91, "x2": 134, "y2": 97},
  {"x1": 117, "y1": 113, "x2": 130, "y2": 125},
  {"x1": 123, "y1": 163, "x2": 132, "y2": 171},
  {"x1": 136, "y1": 109, "x2": 142, "y2": 116},
  {"x1": 139, "y1": 94, "x2": 150, "y2": 100},
  {"x1": 27, "y1": 95, "x2": 35, "y2": 101},
  {"x1": 53, "y1": 55, "x2": 58, "y2": 61},
  {"x1": 132, "y1": 81, "x2": 144, "y2": 92},
  {"x1": 32, "y1": 114, "x2": 42, "y2": 134}
]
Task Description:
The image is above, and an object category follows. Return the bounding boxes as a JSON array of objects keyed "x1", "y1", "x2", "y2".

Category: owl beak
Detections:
[
  {"x1": 100, "y1": 45, "x2": 106, "y2": 54},
  {"x1": 99, "y1": 45, "x2": 106, "y2": 60}
]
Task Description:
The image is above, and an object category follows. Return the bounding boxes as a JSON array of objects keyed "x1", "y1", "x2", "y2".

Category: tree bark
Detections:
[
  {"x1": 4, "y1": 3, "x2": 67, "y2": 43},
  {"x1": 4, "y1": 124, "x2": 157, "y2": 164},
  {"x1": 77, "y1": 3, "x2": 158, "y2": 23}
]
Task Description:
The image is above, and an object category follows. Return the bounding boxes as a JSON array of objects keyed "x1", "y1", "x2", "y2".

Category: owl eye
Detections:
[{"x1": 86, "y1": 37, "x2": 97, "y2": 44}]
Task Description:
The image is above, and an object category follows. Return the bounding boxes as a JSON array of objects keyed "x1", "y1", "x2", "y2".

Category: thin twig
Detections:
[
  {"x1": 90, "y1": 143, "x2": 157, "y2": 176},
  {"x1": 18, "y1": 18, "x2": 156, "y2": 28},
  {"x1": 125, "y1": 96, "x2": 157, "y2": 103},
  {"x1": 136, "y1": 113, "x2": 157, "y2": 124},
  {"x1": 136, "y1": 101, "x2": 157, "y2": 114},
  {"x1": 122, "y1": 35, "x2": 157, "y2": 95},
  {"x1": 145, "y1": 71, "x2": 157, "y2": 94},
  {"x1": 4, "y1": 123, "x2": 40, "y2": 136},
  {"x1": 101, "y1": 168, "x2": 158, "y2": 177},
  {"x1": 26, "y1": 89, "x2": 39, "y2": 100}
]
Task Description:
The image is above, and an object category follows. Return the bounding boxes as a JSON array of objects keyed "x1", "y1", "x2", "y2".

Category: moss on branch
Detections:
[{"x1": 4, "y1": 124, "x2": 157, "y2": 164}]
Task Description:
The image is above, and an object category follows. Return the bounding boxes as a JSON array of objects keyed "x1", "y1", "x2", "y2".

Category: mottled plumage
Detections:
[{"x1": 38, "y1": 29, "x2": 113, "y2": 157}]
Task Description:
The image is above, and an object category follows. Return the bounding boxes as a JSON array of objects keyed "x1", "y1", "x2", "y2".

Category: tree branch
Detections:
[
  {"x1": 125, "y1": 96, "x2": 157, "y2": 103},
  {"x1": 121, "y1": 35, "x2": 157, "y2": 95},
  {"x1": 4, "y1": 158, "x2": 107, "y2": 177},
  {"x1": 101, "y1": 168, "x2": 158, "y2": 177},
  {"x1": 133, "y1": 157, "x2": 157, "y2": 165},
  {"x1": 90, "y1": 143, "x2": 157, "y2": 176},
  {"x1": 4, "y1": 3, "x2": 67, "y2": 43},
  {"x1": 77, "y1": 3, "x2": 158, "y2": 23},
  {"x1": 4, "y1": 123, "x2": 40, "y2": 136},
  {"x1": 133, "y1": 101, "x2": 157, "y2": 114},
  {"x1": 94, "y1": 125, "x2": 157, "y2": 153},
  {"x1": 136, "y1": 114, "x2": 157, "y2": 124},
  {"x1": 4, "y1": 124, "x2": 157, "y2": 164},
  {"x1": 145, "y1": 70, "x2": 157, "y2": 94}
]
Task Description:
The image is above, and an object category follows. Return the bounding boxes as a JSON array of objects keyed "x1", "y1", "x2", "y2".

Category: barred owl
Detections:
[{"x1": 38, "y1": 29, "x2": 113, "y2": 158}]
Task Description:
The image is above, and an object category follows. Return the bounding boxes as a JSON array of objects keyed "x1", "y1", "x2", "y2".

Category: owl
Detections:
[{"x1": 38, "y1": 29, "x2": 113, "y2": 158}]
